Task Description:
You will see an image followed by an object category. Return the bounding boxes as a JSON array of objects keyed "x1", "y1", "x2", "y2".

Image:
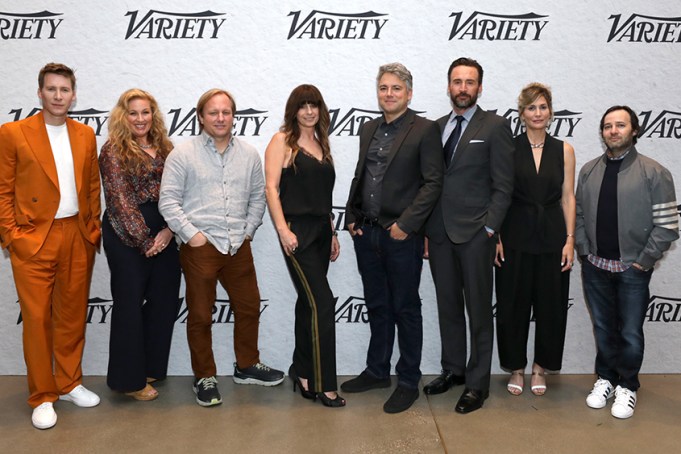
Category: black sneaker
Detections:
[
  {"x1": 384, "y1": 385, "x2": 419, "y2": 414},
  {"x1": 233, "y1": 362, "x2": 284, "y2": 386},
  {"x1": 193, "y1": 376, "x2": 222, "y2": 407},
  {"x1": 341, "y1": 371, "x2": 391, "y2": 393}
]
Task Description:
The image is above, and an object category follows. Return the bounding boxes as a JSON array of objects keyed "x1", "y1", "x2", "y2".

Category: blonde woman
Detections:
[
  {"x1": 100, "y1": 89, "x2": 180, "y2": 401},
  {"x1": 494, "y1": 83, "x2": 576, "y2": 396}
]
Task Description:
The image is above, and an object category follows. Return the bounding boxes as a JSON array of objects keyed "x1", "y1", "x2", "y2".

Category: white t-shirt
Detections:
[{"x1": 45, "y1": 123, "x2": 79, "y2": 218}]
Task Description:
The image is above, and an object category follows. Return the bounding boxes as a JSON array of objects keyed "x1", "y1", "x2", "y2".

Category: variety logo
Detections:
[
  {"x1": 8, "y1": 108, "x2": 109, "y2": 136},
  {"x1": 607, "y1": 13, "x2": 681, "y2": 43},
  {"x1": 0, "y1": 10, "x2": 63, "y2": 39},
  {"x1": 176, "y1": 299, "x2": 268, "y2": 324},
  {"x1": 493, "y1": 108, "x2": 583, "y2": 138},
  {"x1": 16, "y1": 297, "x2": 269, "y2": 325},
  {"x1": 16, "y1": 297, "x2": 113, "y2": 325},
  {"x1": 331, "y1": 205, "x2": 348, "y2": 232},
  {"x1": 638, "y1": 110, "x2": 681, "y2": 139},
  {"x1": 125, "y1": 10, "x2": 226, "y2": 39},
  {"x1": 335, "y1": 296, "x2": 369, "y2": 323},
  {"x1": 449, "y1": 11, "x2": 548, "y2": 41},
  {"x1": 334, "y1": 297, "x2": 576, "y2": 323},
  {"x1": 646, "y1": 295, "x2": 681, "y2": 322},
  {"x1": 287, "y1": 10, "x2": 388, "y2": 39},
  {"x1": 8, "y1": 106, "x2": 268, "y2": 138},
  {"x1": 329, "y1": 107, "x2": 382, "y2": 136},
  {"x1": 167, "y1": 107, "x2": 268, "y2": 137}
]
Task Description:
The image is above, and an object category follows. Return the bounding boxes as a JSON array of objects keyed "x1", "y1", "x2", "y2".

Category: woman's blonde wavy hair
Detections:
[{"x1": 107, "y1": 88, "x2": 173, "y2": 174}]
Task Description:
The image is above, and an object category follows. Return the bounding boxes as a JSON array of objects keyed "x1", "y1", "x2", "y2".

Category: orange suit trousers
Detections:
[{"x1": 10, "y1": 215, "x2": 95, "y2": 408}]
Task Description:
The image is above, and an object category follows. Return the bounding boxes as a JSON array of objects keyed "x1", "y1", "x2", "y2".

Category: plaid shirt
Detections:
[
  {"x1": 585, "y1": 150, "x2": 633, "y2": 273},
  {"x1": 587, "y1": 254, "x2": 630, "y2": 272}
]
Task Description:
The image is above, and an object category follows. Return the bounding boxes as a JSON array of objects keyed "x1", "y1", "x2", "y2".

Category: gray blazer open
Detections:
[
  {"x1": 345, "y1": 109, "x2": 444, "y2": 234},
  {"x1": 426, "y1": 107, "x2": 514, "y2": 242}
]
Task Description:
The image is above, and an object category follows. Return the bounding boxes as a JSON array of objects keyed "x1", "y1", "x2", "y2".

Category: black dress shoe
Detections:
[
  {"x1": 341, "y1": 371, "x2": 391, "y2": 393},
  {"x1": 423, "y1": 370, "x2": 465, "y2": 395},
  {"x1": 383, "y1": 386, "x2": 419, "y2": 414},
  {"x1": 455, "y1": 388, "x2": 489, "y2": 414}
]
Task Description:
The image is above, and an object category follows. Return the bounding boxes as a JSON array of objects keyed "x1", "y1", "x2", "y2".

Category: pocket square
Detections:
[{"x1": 469, "y1": 139, "x2": 485, "y2": 143}]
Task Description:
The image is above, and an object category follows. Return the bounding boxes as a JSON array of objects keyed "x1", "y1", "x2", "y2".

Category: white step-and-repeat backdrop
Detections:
[{"x1": 1, "y1": 0, "x2": 680, "y2": 376}]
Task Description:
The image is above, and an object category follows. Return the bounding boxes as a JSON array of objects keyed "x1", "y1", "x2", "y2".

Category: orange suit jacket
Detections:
[{"x1": 0, "y1": 111, "x2": 101, "y2": 261}]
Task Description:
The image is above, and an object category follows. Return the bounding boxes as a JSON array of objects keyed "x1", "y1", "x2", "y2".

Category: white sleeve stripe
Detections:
[
  {"x1": 652, "y1": 201, "x2": 677, "y2": 210},
  {"x1": 654, "y1": 217, "x2": 679, "y2": 226},
  {"x1": 654, "y1": 208, "x2": 678, "y2": 217}
]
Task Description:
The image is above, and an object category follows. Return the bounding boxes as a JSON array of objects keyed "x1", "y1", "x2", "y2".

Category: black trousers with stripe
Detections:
[{"x1": 283, "y1": 215, "x2": 338, "y2": 393}]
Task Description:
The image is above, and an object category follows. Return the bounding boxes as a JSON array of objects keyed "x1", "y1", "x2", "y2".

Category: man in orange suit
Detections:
[{"x1": 0, "y1": 63, "x2": 102, "y2": 430}]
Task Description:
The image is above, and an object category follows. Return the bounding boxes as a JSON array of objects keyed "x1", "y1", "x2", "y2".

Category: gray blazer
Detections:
[
  {"x1": 345, "y1": 109, "x2": 444, "y2": 234},
  {"x1": 426, "y1": 106, "x2": 514, "y2": 243}
]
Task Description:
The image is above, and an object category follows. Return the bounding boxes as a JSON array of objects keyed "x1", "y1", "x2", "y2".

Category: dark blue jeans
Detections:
[
  {"x1": 582, "y1": 259, "x2": 652, "y2": 391},
  {"x1": 352, "y1": 225, "x2": 424, "y2": 389}
]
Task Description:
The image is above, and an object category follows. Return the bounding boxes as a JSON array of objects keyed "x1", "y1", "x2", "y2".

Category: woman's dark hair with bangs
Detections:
[{"x1": 281, "y1": 84, "x2": 332, "y2": 165}]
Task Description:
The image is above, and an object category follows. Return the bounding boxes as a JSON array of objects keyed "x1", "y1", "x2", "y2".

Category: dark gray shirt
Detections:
[{"x1": 361, "y1": 112, "x2": 407, "y2": 219}]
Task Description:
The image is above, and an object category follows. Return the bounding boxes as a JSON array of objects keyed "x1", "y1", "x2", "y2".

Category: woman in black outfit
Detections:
[
  {"x1": 494, "y1": 83, "x2": 576, "y2": 396},
  {"x1": 264, "y1": 84, "x2": 344, "y2": 407},
  {"x1": 100, "y1": 89, "x2": 181, "y2": 401}
]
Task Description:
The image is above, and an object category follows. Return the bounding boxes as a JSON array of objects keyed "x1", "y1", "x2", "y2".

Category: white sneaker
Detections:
[
  {"x1": 586, "y1": 378, "x2": 614, "y2": 409},
  {"x1": 611, "y1": 386, "x2": 637, "y2": 419},
  {"x1": 59, "y1": 384, "x2": 100, "y2": 407},
  {"x1": 32, "y1": 402, "x2": 57, "y2": 429}
]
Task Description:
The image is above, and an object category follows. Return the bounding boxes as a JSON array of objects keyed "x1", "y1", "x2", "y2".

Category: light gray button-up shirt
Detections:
[
  {"x1": 159, "y1": 132, "x2": 265, "y2": 255},
  {"x1": 441, "y1": 105, "x2": 477, "y2": 150}
]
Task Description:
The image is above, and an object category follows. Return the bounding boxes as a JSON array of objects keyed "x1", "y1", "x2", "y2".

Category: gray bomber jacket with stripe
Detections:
[{"x1": 575, "y1": 146, "x2": 679, "y2": 269}]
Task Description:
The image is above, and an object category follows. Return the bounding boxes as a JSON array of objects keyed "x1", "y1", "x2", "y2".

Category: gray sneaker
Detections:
[
  {"x1": 233, "y1": 362, "x2": 284, "y2": 386},
  {"x1": 193, "y1": 376, "x2": 222, "y2": 407}
]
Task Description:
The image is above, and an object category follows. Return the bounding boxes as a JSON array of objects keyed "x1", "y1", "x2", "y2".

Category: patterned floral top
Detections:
[{"x1": 99, "y1": 141, "x2": 166, "y2": 253}]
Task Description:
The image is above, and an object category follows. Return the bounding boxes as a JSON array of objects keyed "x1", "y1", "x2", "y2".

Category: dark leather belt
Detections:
[{"x1": 358, "y1": 216, "x2": 380, "y2": 227}]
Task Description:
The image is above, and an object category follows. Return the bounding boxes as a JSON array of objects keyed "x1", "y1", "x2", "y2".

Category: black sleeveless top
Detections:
[
  {"x1": 500, "y1": 133, "x2": 566, "y2": 253},
  {"x1": 280, "y1": 149, "x2": 335, "y2": 217}
]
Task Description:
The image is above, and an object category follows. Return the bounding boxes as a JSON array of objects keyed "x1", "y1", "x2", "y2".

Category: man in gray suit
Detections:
[
  {"x1": 342, "y1": 62, "x2": 443, "y2": 414},
  {"x1": 425, "y1": 57, "x2": 514, "y2": 413}
]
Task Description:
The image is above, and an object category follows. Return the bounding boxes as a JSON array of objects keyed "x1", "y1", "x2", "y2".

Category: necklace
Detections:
[
  {"x1": 529, "y1": 141, "x2": 544, "y2": 149},
  {"x1": 138, "y1": 143, "x2": 153, "y2": 149}
]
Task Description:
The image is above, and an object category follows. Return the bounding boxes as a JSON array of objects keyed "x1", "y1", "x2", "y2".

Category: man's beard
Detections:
[
  {"x1": 606, "y1": 135, "x2": 633, "y2": 156},
  {"x1": 451, "y1": 92, "x2": 478, "y2": 109}
]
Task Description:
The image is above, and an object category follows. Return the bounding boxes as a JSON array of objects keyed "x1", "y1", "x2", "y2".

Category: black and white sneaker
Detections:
[
  {"x1": 586, "y1": 378, "x2": 614, "y2": 409},
  {"x1": 233, "y1": 362, "x2": 284, "y2": 386},
  {"x1": 193, "y1": 376, "x2": 222, "y2": 407},
  {"x1": 611, "y1": 386, "x2": 637, "y2": 419}
]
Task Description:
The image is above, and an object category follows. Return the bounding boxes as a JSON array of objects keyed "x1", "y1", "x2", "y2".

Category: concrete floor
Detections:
[{"x1": 0, "y1": 374, "x2": 679, "y2": 453}]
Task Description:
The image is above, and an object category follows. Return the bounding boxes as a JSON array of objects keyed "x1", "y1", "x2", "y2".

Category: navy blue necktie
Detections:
[{"x1": 444, "y1": 115, "x2": 464, "y2": 165}]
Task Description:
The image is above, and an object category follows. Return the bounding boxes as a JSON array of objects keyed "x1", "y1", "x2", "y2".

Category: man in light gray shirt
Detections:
[{"x1": 159, "y1": 88, "x2": 283, "y2": 407}]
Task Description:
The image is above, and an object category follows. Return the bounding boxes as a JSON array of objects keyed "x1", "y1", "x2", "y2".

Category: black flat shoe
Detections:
[
  {"x1": 288, "y1": 365, "x2": 315, "y2": 400},
  {"x1": 317, "y1": 392, "x2": 346, "y2": 408}
]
